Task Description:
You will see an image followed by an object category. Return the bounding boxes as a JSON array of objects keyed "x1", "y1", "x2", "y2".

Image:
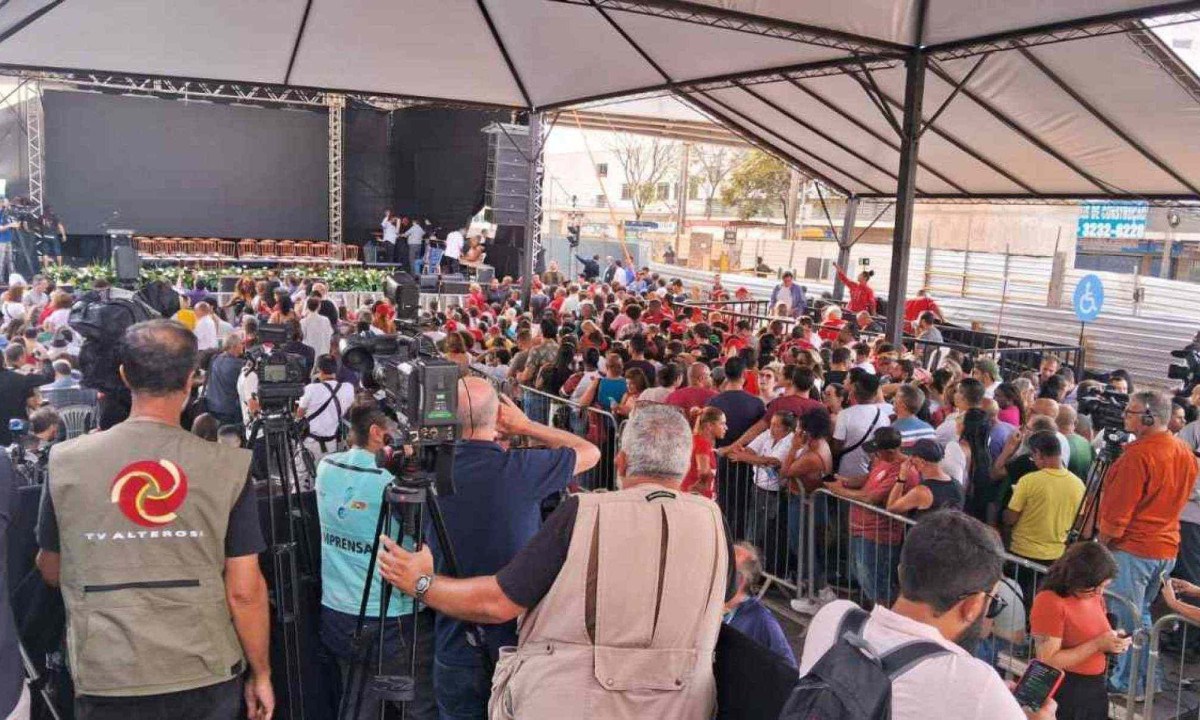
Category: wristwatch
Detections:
[{"x1": 414, "y1": 574, "x2": 435, "y2": 602}]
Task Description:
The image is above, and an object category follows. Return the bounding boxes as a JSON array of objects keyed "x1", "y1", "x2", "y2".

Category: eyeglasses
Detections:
[{"x1": 958, "y1": 589, "x2": 1009, "y2": 620}]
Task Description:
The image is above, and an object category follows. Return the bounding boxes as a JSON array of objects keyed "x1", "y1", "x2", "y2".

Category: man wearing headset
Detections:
[
  {"x1": 428, "y1": 377, "x2": 599, "y2": 719},
  {"x1": 1098, "y1": 390, "x2": 1198, "y2": 696}
]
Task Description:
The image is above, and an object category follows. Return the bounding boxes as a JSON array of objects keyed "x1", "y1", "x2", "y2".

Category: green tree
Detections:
[{"x1": 720, "y1": 150, "x2": 791, "y2": 223}]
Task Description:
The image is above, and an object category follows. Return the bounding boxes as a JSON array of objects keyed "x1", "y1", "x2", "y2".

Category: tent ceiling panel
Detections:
[
  {"x1": 922, "y1": 0, "x2": 1186, "y2": 45},
  {"x1": 291, "y1": 0, "x2": 524, "y2": 105},
  {"x1": 933, "y1": 52, "x2": 1190, "y2": 195},
  {"x1": 0, "y1": 0, "x2": 307, "y2": 84},
  {"x1": 609, "y1": 9, "x2": 846, "y2": 83},
  {"x1": 485, "y1": 0, "x2": 664, "y2": 108},
  {"x1": 659, "y1": 0, "x2": 920, "y2": 46},
  {"x1": 700, "y1": 86, "x2": 904, "y2": 194},
  {"x1": 905, "y1": 65, "x2": 1107, "y2": 194},
  {"x1": 786, "y1": 72, "x2": 1029, "y2": 195},
  {"x1": 1026, "y1": 33, "x2": 1200, "y2": 196},
  {"x1": 684, "y1": 91, "x2": 872, "y2": 195}
]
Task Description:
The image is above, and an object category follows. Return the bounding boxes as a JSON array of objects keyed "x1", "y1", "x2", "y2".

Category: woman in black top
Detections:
[{"x1": 886, "y1": 438, "x2": 964, "y2": 521}]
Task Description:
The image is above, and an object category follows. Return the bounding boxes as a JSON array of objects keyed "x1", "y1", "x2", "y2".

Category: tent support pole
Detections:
[
  {"x1": 886, "y1": 51, "x2": 926, "y2": 345},
  {"x1": 832, "y1": 197, "x2": 859, "y2": 302},
  {"x1": 521, "y1": 112, "x2": 543, "y2": 306}
]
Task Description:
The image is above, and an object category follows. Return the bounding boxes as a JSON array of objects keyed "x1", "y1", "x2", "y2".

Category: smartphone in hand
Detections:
[{"x1": 1012, "y1": 660, "x2": 1065, "y2": 713}]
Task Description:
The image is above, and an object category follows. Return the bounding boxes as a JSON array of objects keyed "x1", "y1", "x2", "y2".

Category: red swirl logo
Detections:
[{"x1": 109, "y1": 459, "x2": 189, "y2": 527}]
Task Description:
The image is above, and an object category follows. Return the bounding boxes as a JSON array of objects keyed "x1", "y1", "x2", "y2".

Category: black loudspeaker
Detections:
[
  {"x1": 419, "y1": 274, "x2": 442, "y2": 290},
  {"x1": 493, "y1": 225, "x2": 524, "y2": 248},
  {"x1": 486, "y1": 245, "x2": 523, "y2": 280},
  {"x1": 475, "y1": 265, "x2": 495, "y2": 284},
  {"x1": 482, "y1": 124, "x2": 531, "y2": 226},
  {"x1": 441, "y1": 275, "x2": 470, "y2": 295},
  {"x1": 112, "y1": 245, "x2": 140, "y2": 283}
]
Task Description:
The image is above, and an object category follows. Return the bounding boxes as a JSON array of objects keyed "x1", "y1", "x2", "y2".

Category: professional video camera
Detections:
[
  {"x1": 1168, "y1": 346, "x2": 1200, "y2": 395},
  {"x1": 246, "y1": 322, "x2": 308, "y2": 408},
  {"x1": 7, "y1": 419, "x2": 47, "y2": 486},
  {"x1": 1076, "y1": 383, "x2": 1130, "y2": 435}
]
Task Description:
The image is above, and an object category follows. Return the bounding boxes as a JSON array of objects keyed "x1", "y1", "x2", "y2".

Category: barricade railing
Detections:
[
  {"x1": 795, "y1": 489, "x2": 1145, "y2": 716},
  {"x1": 514, "y1": 383, "x2": 622, "y2": 492},
  {"x1": 1143, "y1": 613, "x2": 1200, "y2": 720},
  {"x1": 715, "y1": 458, "x2": 801, "y2": 596}
]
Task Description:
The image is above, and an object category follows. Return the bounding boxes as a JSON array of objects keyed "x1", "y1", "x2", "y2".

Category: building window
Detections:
[
  {"x1": 596, "y1": 162, "x2": 608, "y2": 177},
  {"x1": 595, "y1": 194, "x2": 607, "y2": 206},
  {"x1": 688, "y1": 177, "x2": 702, "y2": 201},
  {"x1": 656, "y1": 182, "x2": 671, "y2": 201},
  {"x1": 620, "y1": 183, "x2": 632, "y2": 201}
]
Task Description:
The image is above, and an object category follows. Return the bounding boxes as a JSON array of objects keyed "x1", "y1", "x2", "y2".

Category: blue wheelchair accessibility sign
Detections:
[{"x1": 1073, "y1": 274, "x2": 1105, "y2": 323}]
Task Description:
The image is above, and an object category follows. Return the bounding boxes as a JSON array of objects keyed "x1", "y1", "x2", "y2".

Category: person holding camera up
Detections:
[
  {"x1": 316, "y1": 400, "x2": 436, "y2": 719},
  {"x1": 297, "y1": 354, "x2": 354, "y2": 467},
  {"x1": 34, "y1": 319, "x2": 274, "y2": 720},
  {"x1": 377, "y1": 404, "x2": 729, "y2": 720},
  {"x1": 418, "y1": 375, "x2": 599, "y2": 719}
]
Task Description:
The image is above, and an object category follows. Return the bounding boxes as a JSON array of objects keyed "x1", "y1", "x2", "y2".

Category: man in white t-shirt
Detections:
[
  {"x1": 834, "y1": 374, "x2": 893, "y2": 478},
  {"x1": 192, "y1": 301, "x2": 221, "y2": 351},
  {"x1": 297, "y1": 355, "x2": 356, "y2": 467},
  {"x1": 301, "y1": 297, "x2": 334, "y2": 357},
  {"x1": 381, "y1": 210, "x2": 399, "y2": 263},
  {"x1": 799, "y1": 511, "x2": 1054, "y2": 720},
  {"x1": 443, "y1": 229, "x2": 464, "y2": 275}
]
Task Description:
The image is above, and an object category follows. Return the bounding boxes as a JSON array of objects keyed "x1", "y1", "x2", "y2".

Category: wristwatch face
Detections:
[{"x1": 415, "y1": 575, "x2": 432, "y2": 595}]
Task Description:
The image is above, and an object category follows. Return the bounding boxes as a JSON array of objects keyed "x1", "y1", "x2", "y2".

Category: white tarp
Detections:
[{"x1": 0, "y1": 0, "x2": 1194, "y2": 200}]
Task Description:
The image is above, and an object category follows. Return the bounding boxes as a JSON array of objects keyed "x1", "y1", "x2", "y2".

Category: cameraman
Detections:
[
  {"x1": 1099, "y1": 390, "x2": 1199, "y2": 696},
  {"x1": 426, "y1": 376, "x2": 599, "y2": 718},
  {"x1": 297, "y1": 354, "x2": 354, "y2": 464},
  {"x1": 316, "y1": 401, "x2": 436, "y2": 719}
]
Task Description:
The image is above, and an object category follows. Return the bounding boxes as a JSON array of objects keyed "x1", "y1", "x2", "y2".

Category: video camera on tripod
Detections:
[
  {"x1": 1168, "y1": 344, "x2": 1200, "y2": 395},
  {"x1": 246, "y1": 322, "x2": 308, "y2": 409},
  {"x1": 1076, "y1": 382, "x2": 1131, "y2": 436}
]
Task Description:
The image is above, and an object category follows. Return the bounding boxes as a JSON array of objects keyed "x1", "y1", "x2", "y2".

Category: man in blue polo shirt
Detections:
[
  {"x1": 429, "y1": 376, "x2": 599, "y2": 719},
  {"x1": 316, "y1": 401, "x2": 436, "y2": 720}
]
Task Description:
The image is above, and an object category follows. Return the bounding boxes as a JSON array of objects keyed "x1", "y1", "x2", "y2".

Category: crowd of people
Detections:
[{"x1": 0, "y1": 258, "x2": 1197, "y2": 720}]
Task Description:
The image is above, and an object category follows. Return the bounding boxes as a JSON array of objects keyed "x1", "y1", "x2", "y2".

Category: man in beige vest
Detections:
[
  {"x1": 35, "y1": 319, "x2": 274, "y2": 720},
  {"x1": 378, "y1": 403, "x2": 732, "y2": 720}
]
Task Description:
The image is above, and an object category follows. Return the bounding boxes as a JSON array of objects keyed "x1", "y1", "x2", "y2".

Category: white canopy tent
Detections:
[{"x1": 0, "y1": 0, "x2": 1197, "y2": 336}]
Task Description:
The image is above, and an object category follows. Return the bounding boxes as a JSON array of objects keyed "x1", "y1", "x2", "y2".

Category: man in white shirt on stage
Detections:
[
  {"x1": 443, "y1": 229, "x2": 464, "y2": 275},
  {"x1": 381, "y1": 210, "x2": 399, "y2": 263}
]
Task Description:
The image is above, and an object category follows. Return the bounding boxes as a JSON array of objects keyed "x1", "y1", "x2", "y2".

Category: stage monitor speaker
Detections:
[
  {"x1": 419, "y1": 274, "x2": 442, "y2": 290},
  {"x1": 441, "y1": 276, "x2": 470, "y2": 295},
  {"x1": 112, "y1": 245, "x2": 141, "y2": 283},
  {"x1": 482, "y1": 124, "x2": 531, "y2": 226},
  {"x1": 475, "y1": 265, "x2": 495, "y2": 284}
]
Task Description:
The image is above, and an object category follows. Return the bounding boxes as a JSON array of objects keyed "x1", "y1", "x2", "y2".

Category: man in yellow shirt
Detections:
[{"x1": 1004, "y1": 430, "x2": 1085, "y2": 565}]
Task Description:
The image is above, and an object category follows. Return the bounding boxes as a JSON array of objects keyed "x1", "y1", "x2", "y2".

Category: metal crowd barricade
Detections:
[
  {"x1": 1143, "y1": 613, "x2": 1200, "y2": 720},
  {"x1": 794, "y1": 489, "x2": 1147, "y2": 717},
  {"x1": 716, "y1": 459, "x2": 801, "y2": 596},
  {"x1": 516, "y1": 384, "x2": 622, "y2": 492}
]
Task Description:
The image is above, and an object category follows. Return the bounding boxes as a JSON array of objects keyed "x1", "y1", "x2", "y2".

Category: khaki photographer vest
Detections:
[
  {"x1": 489, "y1": 484, "x2": 729, "y2": 720},
  {"x1": 48, "y1": 418, "x2": 253, "y2": 697}
]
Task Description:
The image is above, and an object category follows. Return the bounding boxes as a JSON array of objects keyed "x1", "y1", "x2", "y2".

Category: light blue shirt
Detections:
[{"x1": 316, "y1": 448, "x2": 413, "y2": 618}]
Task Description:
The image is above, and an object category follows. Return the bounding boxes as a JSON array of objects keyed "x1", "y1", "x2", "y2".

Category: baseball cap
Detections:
[
  {"x1": 669, "y1": 321, "x2": 687, "y2": 335},
  {"x1": 903, "y1": 438, "x2": 945, "y2": 463},
  {"x1": 862, "y1": 426, "x2": 902, "y2": 454}
]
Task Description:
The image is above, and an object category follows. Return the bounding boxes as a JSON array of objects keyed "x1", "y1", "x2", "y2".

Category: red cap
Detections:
[
  {"x1": 445, "y1": 320, "x2": 458, "y2": 332},
  {"x1": 669, "y1": 322, "x2": 687, "y2": 335}
]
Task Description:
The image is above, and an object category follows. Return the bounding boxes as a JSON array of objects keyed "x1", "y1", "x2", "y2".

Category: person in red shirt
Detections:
[
  {"x1": 1098, "y1": 389, "x2": 1199, "y2": 695},
  {"x1": 1030, "y1": 542, "x2": 1130, "y2": 719},
  {"x1": 642, "y1": 298, "x2": 669, "y2": 325},
  {"x1": 833, "y1": 262, "x2": 877, "y2": 315},
  {"x1": 682, "y1": 407, "x2": 726, "y2": 498},
  {"x1": 666, "y1": 362, "x2": 717, "y2": 419},
  {"x1": 903, "y1": 289, "x2": 944, "y2": 333},
  {"x1": 818, "y1": 306, "x2": 846, "y2": 344}
]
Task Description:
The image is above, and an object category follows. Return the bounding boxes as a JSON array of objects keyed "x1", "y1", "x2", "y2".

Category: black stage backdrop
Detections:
[
  {"x1": 42, "y1": 90, "x2": 328, "y2": 239},
  {"x1": 390, "y1": 107, "x2": 512, "y2": 232}
]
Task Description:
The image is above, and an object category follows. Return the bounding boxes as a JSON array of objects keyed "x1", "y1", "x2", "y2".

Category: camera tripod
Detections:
[
  {"x1": 247, "y1": 404, "x2": 321, "y2": 720},
  {"x1": 338, "y1": 448, "x2": 492, "y2": 720},
  {"x1": 1067, "y1": 429, "x2": 1126, "y2": 544}
]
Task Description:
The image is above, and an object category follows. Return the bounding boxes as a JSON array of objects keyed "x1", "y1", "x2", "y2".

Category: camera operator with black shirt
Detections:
[{"x1": 0, "y1": 348, "x2": 51, "y2": 445}]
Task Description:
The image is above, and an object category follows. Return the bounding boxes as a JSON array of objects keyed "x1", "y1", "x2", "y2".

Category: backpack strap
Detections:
[
  {"x1": 879, "y1": 641, "x2": 949, "y2": 680},
  {"x1": 837, "y1": 607, "x2": 869, "y2": 641}
]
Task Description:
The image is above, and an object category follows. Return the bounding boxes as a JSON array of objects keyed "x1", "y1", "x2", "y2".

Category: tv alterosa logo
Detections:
[{"x1": 110, "y1": 459, "x2": 189, "y2": 527}]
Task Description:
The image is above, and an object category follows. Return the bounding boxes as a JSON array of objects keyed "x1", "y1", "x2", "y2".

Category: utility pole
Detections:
[{"x1": 676, "y1": 142, "x2": 690, "y2": 259}]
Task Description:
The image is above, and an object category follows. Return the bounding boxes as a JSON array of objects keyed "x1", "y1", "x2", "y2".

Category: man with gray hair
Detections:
[
  {"x1": 411, "y1": 376, "x2": 598, "y2": 718},
  {"x1": 378, "y1": 403, "x2": 733, "y2": 720},
  {"x1": 1099, "y1": 389, "x2": 1199, "y2": 695}
]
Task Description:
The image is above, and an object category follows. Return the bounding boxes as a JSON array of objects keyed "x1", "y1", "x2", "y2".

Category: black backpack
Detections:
[{"x1": 779, "y1": 608, "x2": 947, "y2": 720}]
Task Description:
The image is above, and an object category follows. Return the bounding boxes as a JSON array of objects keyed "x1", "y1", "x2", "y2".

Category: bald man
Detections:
[
  {"x1": 666, "y1": 361, "x2": 718, "y2": 417},
  {"x1": 427, "y1": 376, "x2": 599, "y2": 716}
]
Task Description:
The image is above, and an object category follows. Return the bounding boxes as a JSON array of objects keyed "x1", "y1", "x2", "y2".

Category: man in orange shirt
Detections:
[{"x1": 1098, "y1": 389, "x2": 1199, "y2": 695}]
